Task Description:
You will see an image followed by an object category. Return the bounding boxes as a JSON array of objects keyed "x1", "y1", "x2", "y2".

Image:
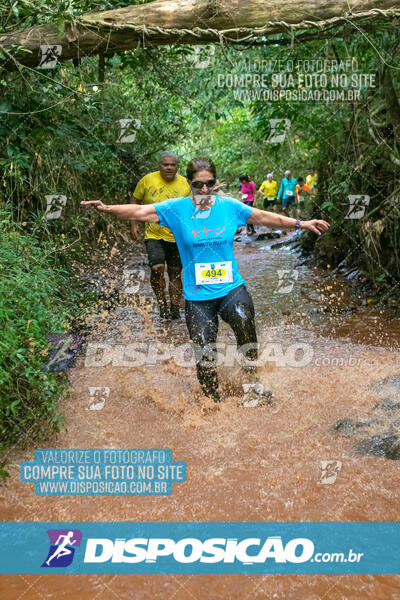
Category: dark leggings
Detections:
[{"x1": 185, "y1": 285, "x2": 258, "y2": 398}]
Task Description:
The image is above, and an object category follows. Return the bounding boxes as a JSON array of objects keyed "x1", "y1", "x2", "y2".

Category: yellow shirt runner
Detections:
[
  {"x1": 133, "y1": 171, "x2": 191, "y2": 242},
  {"x1": 259, "y1": 180, "x2": 278, "y2": 199},
  {"x1": 306, "y1": 173, "x2": 318, "y2": 195}
]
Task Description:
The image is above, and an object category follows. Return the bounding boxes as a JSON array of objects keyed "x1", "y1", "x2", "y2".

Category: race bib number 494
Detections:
[{"x1": 195, "y1": 261, "x2": 233, "y2": 285}]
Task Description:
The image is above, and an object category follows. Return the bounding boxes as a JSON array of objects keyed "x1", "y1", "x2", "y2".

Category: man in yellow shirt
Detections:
[
  {"x1": 306, "y1": 168, "x2": 318, "y2": 197},
  {"x1": 130, "y1": 151, "x2": 191, "y2": 319},
  {"x1": 258, "y1": 173, "x2": 278, "y2": 212}
]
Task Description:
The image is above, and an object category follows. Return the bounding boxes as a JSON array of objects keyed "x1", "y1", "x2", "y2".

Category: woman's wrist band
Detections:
[{"x1": 295, "y1": 218, "x2": 302, "y2": 229}]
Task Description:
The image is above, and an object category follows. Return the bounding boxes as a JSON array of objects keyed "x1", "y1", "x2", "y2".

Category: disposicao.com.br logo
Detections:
[{"x1": 35, "y1": 528, "x2": 366, "y2": 574}]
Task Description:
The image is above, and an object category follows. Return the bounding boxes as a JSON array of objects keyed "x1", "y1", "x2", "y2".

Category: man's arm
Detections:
[
  {"x1": 247, "y1": 207, "x2": 329, "y2": 235},
  {"x1": 81, "y1": 201, "x2": 159, "y2": 223},
  {"x1": 129, "y1": 195, "x2": 142, "y2": 239},
  {"x1": 277, "y1": 181, "x2": 283, "y2": 200}
]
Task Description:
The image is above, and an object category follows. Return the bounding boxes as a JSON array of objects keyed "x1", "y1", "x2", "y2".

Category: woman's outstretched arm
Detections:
[
  {"x1": 81, "y1": 200, "x2": 159, "y2": 222},
  {"x1": 247, "y1": 207, "x2": 330, "y2": 235}
]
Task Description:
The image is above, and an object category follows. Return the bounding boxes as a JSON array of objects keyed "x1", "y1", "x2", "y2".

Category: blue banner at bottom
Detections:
[{"x1": 0, "y1": 522, "x2": 398, "y2": 574}]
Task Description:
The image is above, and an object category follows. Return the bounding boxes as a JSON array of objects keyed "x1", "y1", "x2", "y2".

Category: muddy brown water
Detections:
[{"x1": 1, "y1": 233, "x2": 400, "y2": 599}]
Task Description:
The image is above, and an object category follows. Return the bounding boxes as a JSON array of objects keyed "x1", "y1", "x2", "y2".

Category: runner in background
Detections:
[
  {"x1": 129, "y1": 151, "x2": 191, "y2": 319},
  {"x1": 258, "y1": 173, "x2": 278, "y2": 212},
  {"x1": 239, "y1": 175, "x2": 256, "y2": 235},
  {"x1": 277, "y1": 170, "x2": 298, "y2": 217},
  {"x1": 295, "y1": 177, "x2": 312, "y2": 218},
  {"x1": 306, "y1": 167, "x2": 318, "y2": 197}
]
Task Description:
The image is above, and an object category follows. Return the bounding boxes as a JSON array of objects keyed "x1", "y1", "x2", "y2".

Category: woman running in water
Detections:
[{"x1": 82, "y1": 157, "x2": 329, "y2": 403}]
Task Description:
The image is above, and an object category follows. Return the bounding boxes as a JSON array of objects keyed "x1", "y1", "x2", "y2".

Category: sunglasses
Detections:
[{"x1": 191, "y1": 179, "x2": 216, "y2": 189}]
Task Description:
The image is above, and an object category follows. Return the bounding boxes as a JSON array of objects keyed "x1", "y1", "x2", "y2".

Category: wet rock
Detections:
[
  {"x1": 345, "y1": 268, "x2": 362, "y2": 281},
  {"x1": 270, "y1": 230, "x2": 302, "y2": 249},
  {"x1": 334, "y1": 258, "x2": 349, "y2": 275},
  {"x1": 332, "y1": 418, "x2": 354, "y2": 432},
  {"x1": 297, "y1": 257, "x2": 310, "y2": 266},
  {"x1": 373, "y1": 398, "x2": 400, "y2": 412},
  {"x1": 332, "y1": 419, "x2": 370, "y2": 437},
  {"x1": 370, "y1": 375, "x2": 400, "y2": 401},
  {"x1": 255, "y1": 232, "x2": 281, "y2": 241},
  {"x1": 354, "y1": 434, "x2": 400, "y2": 460},
  {"x1": 333, "y1": 375, "x2": 400, "y2": 459}
]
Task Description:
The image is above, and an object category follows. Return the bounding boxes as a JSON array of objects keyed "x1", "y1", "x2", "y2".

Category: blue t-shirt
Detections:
[
  {"x1": 155, "y1": 195, "x2": 252, "y2": 301},
  {"x1": 277, "y1": 177, "x2": 298, "y2": 200}
]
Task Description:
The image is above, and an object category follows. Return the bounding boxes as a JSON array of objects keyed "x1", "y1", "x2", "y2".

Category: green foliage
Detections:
[
  {"x1": 0, "y1": 45, "x2": 202, "y2": 241},
  {"x1": 0, "y1": 207, "x2": 93, "y2": 458}
]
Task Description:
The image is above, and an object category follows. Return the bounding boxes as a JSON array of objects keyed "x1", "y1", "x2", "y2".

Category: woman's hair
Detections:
[
  {"x1": 239, "y1": 174, "x2": 249, "y2": 182},
  {"x1": 186, "y1": 157, "x2": 217, "y2": 181}
]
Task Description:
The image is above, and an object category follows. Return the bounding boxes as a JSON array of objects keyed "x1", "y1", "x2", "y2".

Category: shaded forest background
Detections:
[{"x1": 1, "y1": 0, "x2": 399, "y2": 469}]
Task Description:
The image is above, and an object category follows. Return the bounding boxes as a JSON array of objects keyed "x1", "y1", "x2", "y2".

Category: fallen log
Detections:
[{"x1": 1, "y1": 0, "x2": 400, "y2": 70}]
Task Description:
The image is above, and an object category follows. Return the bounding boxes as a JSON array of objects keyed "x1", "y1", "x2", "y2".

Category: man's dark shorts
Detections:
[
  {"x1": 144, "y1": 239, "x2": 182, "y2": 268},
  {"x1": 263, "y1": 198, "x2": 276, "y2": 209}
]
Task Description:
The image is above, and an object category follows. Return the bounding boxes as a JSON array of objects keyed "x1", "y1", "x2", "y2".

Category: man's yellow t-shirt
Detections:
[
  {"x1": 133, "y1": 171, "x2": 191, "y2": 242},
  {"x1": 260, "y1": 180, "x2": 278, "y2": 199},
  {"x1": 306, "y1": 173, "x2": 318, "y2": 193}
]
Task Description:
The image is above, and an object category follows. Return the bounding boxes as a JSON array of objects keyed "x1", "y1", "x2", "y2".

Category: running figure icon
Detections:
[
  {"x1": 46, "y1": 531, "x2": 77, "y2": 565},
  {"x1": 42, "y1": 529, "x2": 82, "y2": 568}
]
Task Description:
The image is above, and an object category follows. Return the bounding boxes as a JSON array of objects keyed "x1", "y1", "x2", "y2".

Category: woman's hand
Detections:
[
  {"x1": 301, "y1": 219, "x2": 330, "y2": 235},
  {"x1": 80, "y1": 200, "x2": 112, "y2": 212}
]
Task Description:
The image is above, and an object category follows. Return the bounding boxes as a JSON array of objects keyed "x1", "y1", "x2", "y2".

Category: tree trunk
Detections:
[{"x1": 1, "y1": 0, "x2": 400, "y2": 70}]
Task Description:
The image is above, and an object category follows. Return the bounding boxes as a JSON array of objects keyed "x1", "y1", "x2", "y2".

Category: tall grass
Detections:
[{"x1": 0, "y1": 208, "x2": 93, "y2": 478}]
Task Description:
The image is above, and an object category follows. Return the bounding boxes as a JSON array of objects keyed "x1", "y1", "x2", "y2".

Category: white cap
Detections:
[
  {"x1": 267, "y1": 173, "x2": 273, "y2": 178},
  {"x1": 285, "y1": 170, "x2": 291, "y2": 176}
]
